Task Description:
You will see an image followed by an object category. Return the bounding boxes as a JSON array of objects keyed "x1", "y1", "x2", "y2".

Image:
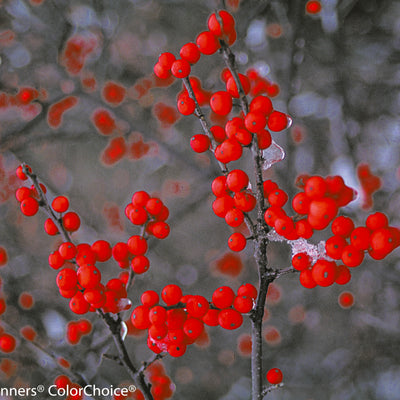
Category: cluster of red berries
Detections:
[
  {"x1": 56, "y1": 257, "x2": 131, "y2": 314},
  {"x1": 131, "y1": 283, "x2": 257, "y2": 358},
  {"x1": 143, "y1": 361, "x2": 174, "y2": 400},
  {"x1": 265, "y1": 175, "x2": 356, "y2": 241},
  {"x1": 154, "y1": 10, "x2": 237, "y2": 82},
  {"x1": 66, "y1": 319, "x2": 92, "y2": 345},
  {"x1": 154, "y1": 9, "x2": 290, "y2": 165},
  {"x1": 16, "y1": 165, "x2": 81, "y2": 231},
  {"x1": 16, "y1": 166, "x2": 172, "y2": 315},
  {"x1": 211, "y1": 170, "x2": 256, "y2": 251},
  {"x1": 125, "y1": 190, "x2": 170, "y2": 238}
]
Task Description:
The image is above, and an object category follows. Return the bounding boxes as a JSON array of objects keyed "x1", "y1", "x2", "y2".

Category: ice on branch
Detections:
[
  {"x1": 262, "y1": 140, "x2": 285, "y2": 170},
  {"x1": 267, "y1": 229, "x2": 331, "y2": 263}
]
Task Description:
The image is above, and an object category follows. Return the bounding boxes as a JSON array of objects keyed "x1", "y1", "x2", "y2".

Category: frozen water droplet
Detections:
[
  {"x1": 120, "y1": 320, "x2": 128, "y2": 341},
  {"x1": 286, "y1": 115, "x2": 293, "y2": 129},
  {"x1": 262, "y1": 140, "x2": 285, "y2": 170}
]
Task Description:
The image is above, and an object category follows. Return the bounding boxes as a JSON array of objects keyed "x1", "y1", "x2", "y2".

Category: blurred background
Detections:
[{"x1": 0, "y1": 0, "x2": 400, "y2": 399}]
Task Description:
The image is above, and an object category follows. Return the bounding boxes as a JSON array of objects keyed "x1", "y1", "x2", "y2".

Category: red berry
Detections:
[
  {"x1": 0, "y1": 247, "x2": 8, "y2": 267},
  {"x1": 218, "y1": 309, "x2": 243, "y2": 330},
  {"x1": 233, "y1": 295, "x2": 253, "y2": 313},
  {"x1": 62, "y1": 211, "x2": 80, "y2": 232},
  {"x1": 190, "y1": 134, "x2": 211, "y2": 153},
  {"x1": 77, "y1": 265, "x2": 101, "y2": 289},
  {"x1": 44, "y1": 218, "x2": 59, "y2": 235},
  {"x1": 338, "y1": 291, "x2": 354, "y2": 308},
  {"x1": 171, "y1": 59, "x2": 191, "y2": 78},
  {"x1": 127, "y1": 235, "x2": 148, "y2": 256},
  {"x1": 210, "y1": 91, "x2": 233, "y2": 116},
  {"x1": 256, "y1": 129, "x2": 272, "y2": 149},
  {"x1": 244, "y1": 112, "x2": 267, "y2": 133},
  {"x1": 141, "y1": 290, "x2": 159, "y2": 307},
  {"x1": 16, "y1": 165, "x2": 31, "y2": 180},
  {"x1": 225, "y1": 208, "x2": 244, "y2": 227},
  {"x1": 234, "y1": 191, "x2": 256, "y2": 212},
  {"x1": 268, "y1": 189, "x2": 288, "y2": 207},
  {"x1": 299, "y1": 269, "x2": 317, "y2": 289},
  {"x1": 186, "y1": 295, "x2": 209, "y2": 318},
  {"x1": 228, "y1": 232, "x2": 247, "y2": 252},
  {"x1": 341, "y1": 245, "x2": 364, "y2": 267},
  {"x1": 180, "y1": 42, "x2": 201, "y2": 64},
  {"x1": 52, "y1": 196, "x2": 69, "y2": 213},
  {"x1": 149, "y1": 305, "x2": 167, "y2": 326},
  {"x1": 306, "y1": 1, "x2": 322, "y2": 14},
  {"x1": 207, "y1": 10, "x2": 235, "y2": 37},
  {"x1": 183, "y1": 318, "x2": 204, "y2": 339},
  {"x1": 69, "y1": 292, "x2": 90, "y2": 314},
  {"x1": 250, "y1": 95, "x2": 273, "y2": 116},
  {"x1": 212, "y1": 176, "x2": 228, "y2": 197},
  {"x1": 335, "y1": 264, "x2": 351, "y2": 285},
  {"x1": 112, "y1": 242, "x2": 129, "y2": 262},
  {"x1": 215, "y1": 138, "x2": 243, "y2": 163},
  {"x1": 158, "y1": 52, "x2": 176, "y2": 69},
  {"x1": 212, "y1": 195, "x2": 235, "y2": 218},
  {"x1": 151, "y1": 221, "x2": 170, "y2": 239},
  {"x1": 131, "y1": 256, "x2": 150, "y2": 274},
  {"x1": 237, "y1": 283, "x2": 258, "y2": 300},
  {"x1": 177, "y1": 94, "x2": 196, "y2": 115},
  {"x1": 58, "y1": 242, "x2": 77, "y2": 260},
  {"x1": 350, "y1": 227, "x2": 371, "y2": 251},
  {"x1": 91, "y1": 240, "x2": 112, "y2": 262},
  {"x1": 56, "y1": 268, "x2": 77, "y2": 290},
  {"x1": 154, "y1": 62, "x2": 171, "y2": 79},
  {"x1": 304, "y1": 176, "x2": 327, "y2": 199},
  {"x1": 48, "y1": 251, "x2": 65, "y2": 270},
  {"x1": 20, "y1": 197, "x2": 39, "y2": 216},
  {"x1": 212, "y1": 286, "x2": 235, "y2": 309},
  {"x1": 266, "y1": 368, "x2": 283, "y2": 385},
  {"x1": 312, "y1": 259, "x2": 337, "y2": 287},
  {"x1": 161, "y1": 284, "x2": 182, "y2": 306},
  {"x1": 292, "y1": 192, "x2": 310, "y2": 214},
  {"x1": 146, "y1": 198, "x2": 163, "y2": 216},
  {"x1": 325, "y1": 235, "x2": 348, "y2": 260},
  {"x1": 0, "y1": 334, "x2": 16, "y2": 353},
  {"x1": 291, "y1": 253, "x2": 311, "y2": 271},
  {"x1": 196, "y1": 31, "x2": 220, "y2": 55},
  {"x1": 131, "y1": 305, "x2": 150, "y2": 329},
  {"x1": 15, "y1": 187, "x2": 31, "y2": 202},
  {"x1": 331, "y1": 216, "x2": 355, "y2": 238},
  {"x1": 226, "y1": 169, "x2": 249, "y2": 192},
  {"x1": 366, "y1": 212, "x2": 389, "y2": 231},
  {"x1": 267, "y1": 111, "x2": 289, "y2": 132},
  {"x1": 132, "y1": 191, "x2": 150, "y2": 207}
]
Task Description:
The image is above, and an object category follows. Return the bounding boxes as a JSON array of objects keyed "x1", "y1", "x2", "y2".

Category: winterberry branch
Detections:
[
  {"x1": 20, "y1": 166, "x2": 155, "y2": 400},
  {"x1": 217, "y1": 36, "x2": 276, "y2": 400},
  {"x1": 261, "y1": 383, "x2": 284, "y2": 398},
  {"x1": 219, "y1": 39, "x2": 249, "y2": 114},
  {"x1": 98, "y1": 311, "x2": 154, "y2": 400}
]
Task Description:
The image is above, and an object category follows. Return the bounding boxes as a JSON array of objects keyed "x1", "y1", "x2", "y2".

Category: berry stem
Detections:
[
  {"x1": 98, "y1": 310, "x2": 154, "y2": 400},
  {"x1": 219, "y1": 39, "x2": 249, "y2": 114},
  {"x1": 22, "y1": 163, "x2": 72, "y2": 243},
  {"x1": 261, "y1": 383, "x2": 284, "y2": 397},
  {"x1": 182, "y1": 77, "x2": 228, "y2": 174}
]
